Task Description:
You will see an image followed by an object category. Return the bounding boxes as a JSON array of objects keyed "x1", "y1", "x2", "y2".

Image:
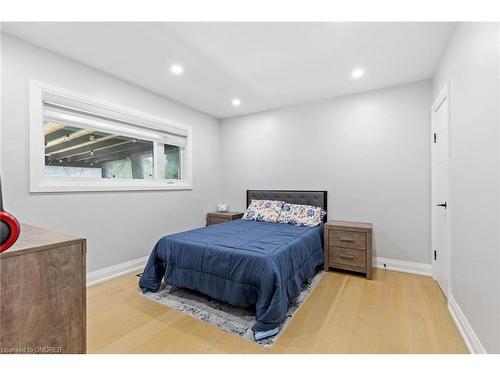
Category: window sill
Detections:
[{"x1": 30, "y1": 179, "x2": 193, "y2": 193}]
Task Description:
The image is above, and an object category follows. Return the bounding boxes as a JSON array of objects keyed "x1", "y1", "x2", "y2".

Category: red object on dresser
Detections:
[
  {"x1": 0, "y1": 210, "x2": 21, "y2": 253},
  {"x1": 0, "y1": 176, "x2": 21, "y2": 253}
]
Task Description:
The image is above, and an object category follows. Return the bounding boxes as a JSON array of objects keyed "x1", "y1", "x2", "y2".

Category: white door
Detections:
[{"x1": 431, "y1": 84, "x2": 451, "y2": 298}]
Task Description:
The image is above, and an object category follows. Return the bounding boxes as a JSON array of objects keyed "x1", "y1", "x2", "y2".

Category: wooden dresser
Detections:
[
  {"x1": 324, "y1": 220, "x2": 373, "y2": 279},
  {"x1": 206, "y1": 212, "x2": 244, "y2": 226},
  {"x1": 0, "y1": 224, "x2": 86, "y2": 354}
]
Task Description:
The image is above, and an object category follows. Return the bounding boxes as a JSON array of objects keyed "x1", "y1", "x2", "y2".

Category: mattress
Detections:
[{"x1": 139, "y1": 219, "x2": 324, "y2": 335}]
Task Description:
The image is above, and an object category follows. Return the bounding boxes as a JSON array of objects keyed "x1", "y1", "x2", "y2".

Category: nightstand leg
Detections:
[{"x1": 366, "y1": 267, "x2": 372, "y2": 280}]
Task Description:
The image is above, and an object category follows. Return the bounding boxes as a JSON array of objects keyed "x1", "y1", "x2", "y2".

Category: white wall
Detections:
[
  {"x1": 220, "y1": 81, "x2": 432, "y2": 264},
  {"x1": 433, "y1": 23, "x2": 500, "y2": 353},
  {"x1": 0, "y1": 35, "x2": 221, "y2": 272}
]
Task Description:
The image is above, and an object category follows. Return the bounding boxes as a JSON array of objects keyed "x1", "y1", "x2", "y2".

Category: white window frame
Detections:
[{"x1": 29, "y1": 80, "x2": 193, "y2": 192}]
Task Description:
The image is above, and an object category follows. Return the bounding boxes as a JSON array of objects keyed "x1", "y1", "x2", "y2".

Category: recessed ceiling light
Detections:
[
  {"x1": 170, "y1": 64, "x2": 184, "y2": 75},
  {"x1": 351, "y1": 68, "x2": 364, "y2": 79},
  {"x1": 231, "y1": 98, "x2": 241, "y2": 106}
]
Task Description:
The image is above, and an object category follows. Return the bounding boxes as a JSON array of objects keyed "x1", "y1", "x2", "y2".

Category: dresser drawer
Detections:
[
  {"x1": 330, "y1": 230, "x2": 367, "y2": 250},
  {"x1": 329, "y1": 247, "x2": 367, "y2": 268}
]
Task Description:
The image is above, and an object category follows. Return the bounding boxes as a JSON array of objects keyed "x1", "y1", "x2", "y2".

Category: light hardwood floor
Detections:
[{"x1": 87, "y1": 268, "x2": 468, "y2": 354}]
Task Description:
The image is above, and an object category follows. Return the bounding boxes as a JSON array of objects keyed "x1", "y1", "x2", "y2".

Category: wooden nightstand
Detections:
[
  {"x1": 324, "y1": 220, "x2": 373, "y2": 279},
  {"x1": 206, "y1": 212, "x2": 244, "y2": 226}
]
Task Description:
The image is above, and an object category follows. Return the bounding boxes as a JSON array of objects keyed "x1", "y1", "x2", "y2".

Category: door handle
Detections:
[{"x1": 436, "y1": 202, "x2": 447, "y2": 209}]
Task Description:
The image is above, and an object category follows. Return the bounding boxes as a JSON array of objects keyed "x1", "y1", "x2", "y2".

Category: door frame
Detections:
[{"x1": 430, "y1": 82, "x2": 452, "y2": 297}]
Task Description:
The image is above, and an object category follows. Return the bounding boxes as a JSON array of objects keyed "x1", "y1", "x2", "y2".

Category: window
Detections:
[
  {"x1": 44, "y1": 122, "x2": 155, "y2": 180},
  {"x1": 30, "y1": 81, "x2": 192, "y2": 192},
  {"x1": 164, "y1": 144, "x2": 180, "y2": 180}
]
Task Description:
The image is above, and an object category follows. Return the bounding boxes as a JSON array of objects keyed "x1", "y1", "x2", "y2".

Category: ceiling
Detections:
[{"x1": 2, "y1": 22, "x2": 455, "y2": 118}]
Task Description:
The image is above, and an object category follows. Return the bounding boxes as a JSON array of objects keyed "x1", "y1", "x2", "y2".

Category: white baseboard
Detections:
[
  {"x1": 86, "y1": 256, "x2": 148, "y2": 287},
  {"x1": 373, "y1": 257, "x2": 432, "y2": 277},
  {"x1": 87, "y1": 255, "x2": 430, "y2": 287},
  {"x1": 448, "y1": 294, "x2": 486, "y2": 354}
]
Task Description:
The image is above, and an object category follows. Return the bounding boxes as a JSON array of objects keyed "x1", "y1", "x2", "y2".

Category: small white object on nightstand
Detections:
[{"x1": 217, "y1": 203, "x2": 228, "y2": 213}]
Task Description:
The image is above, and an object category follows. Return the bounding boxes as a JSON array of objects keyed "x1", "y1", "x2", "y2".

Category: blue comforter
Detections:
[{"x1": 139, "y1": 219, "x2": 324, "y2": 334}]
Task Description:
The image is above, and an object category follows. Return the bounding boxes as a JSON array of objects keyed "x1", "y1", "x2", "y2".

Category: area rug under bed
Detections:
[{"x1": 138, "y1": 271, "x2": 324, "y2": 348}]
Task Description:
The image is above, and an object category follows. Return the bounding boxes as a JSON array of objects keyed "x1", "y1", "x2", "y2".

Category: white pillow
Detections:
[
  {"x1": 242, "y1": 199, "x2": 284, "y2": 223},
  {"x1": 277, "y1": 203, "x2": 326, "y2": 227}
]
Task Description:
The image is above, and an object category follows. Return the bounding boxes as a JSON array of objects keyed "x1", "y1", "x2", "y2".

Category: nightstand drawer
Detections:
[
  {"x1": 329, "y1": 247, "x2": 366, "y2": 268},
  {"x1": 207, "y1": 217, "x2": 228, "y2": 225},
  {"x1": 206, "y1": 212, "x2": 244, "y2": 226},
  {"x1": 330, "y1": 230, "x2": 367, "y2": 250}
]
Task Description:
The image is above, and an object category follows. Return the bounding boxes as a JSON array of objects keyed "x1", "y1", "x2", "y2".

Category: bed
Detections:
[{"x1": 139, "y1": 190, "x2": 327, "y2": 339}]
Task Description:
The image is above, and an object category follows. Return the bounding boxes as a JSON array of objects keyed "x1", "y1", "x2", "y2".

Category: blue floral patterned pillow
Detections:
[
  {"x1": 277, "y1": 203, "x2": 326, "y2": 227},
  {"x1": 242, "y1": 199, "x2": 284, "y2": 223}
]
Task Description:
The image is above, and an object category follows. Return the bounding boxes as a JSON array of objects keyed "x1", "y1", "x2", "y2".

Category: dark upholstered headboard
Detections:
[{"x1": 246, "y1": 190, "x2": 328, "y2": 222}]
